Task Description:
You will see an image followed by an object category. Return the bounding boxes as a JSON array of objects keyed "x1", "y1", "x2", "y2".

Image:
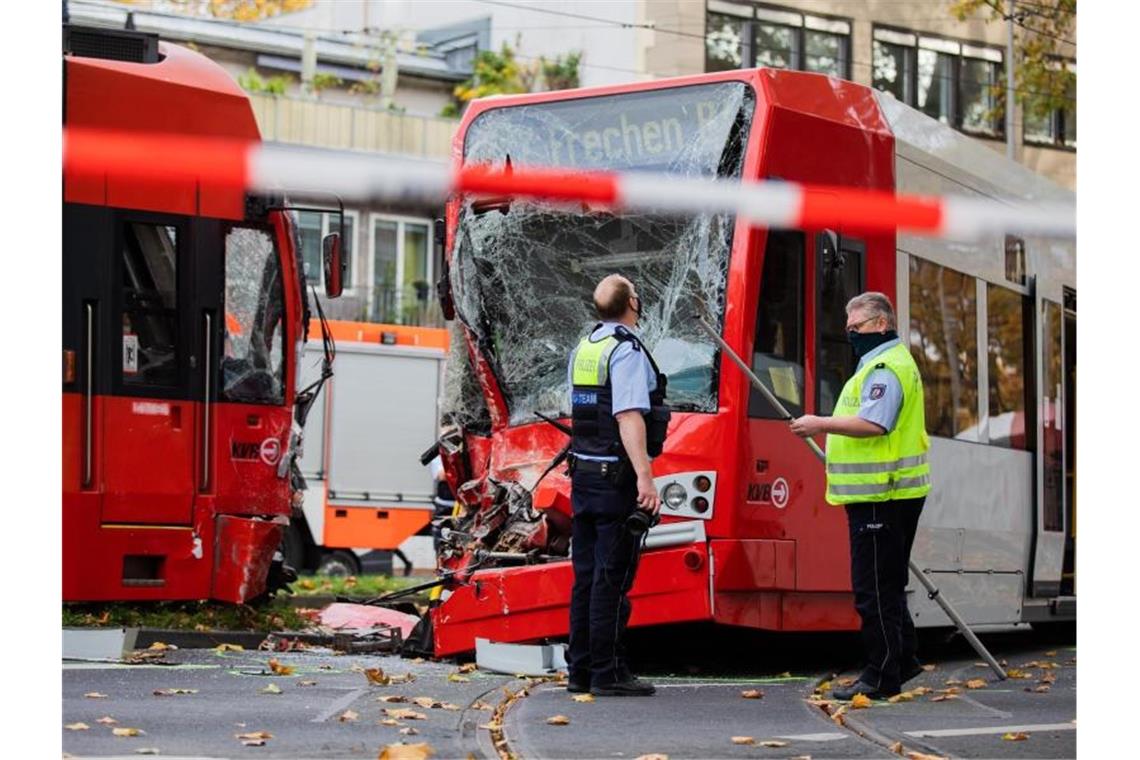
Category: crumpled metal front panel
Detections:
[{"x1": 452, "y1": 82, "x2": 756, "y2": 426}]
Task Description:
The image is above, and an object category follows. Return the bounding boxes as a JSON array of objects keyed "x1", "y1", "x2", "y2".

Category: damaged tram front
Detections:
[
  {"x1": 430, "y1": 74, "x2": 761, "y2": 656},
  {"x1": 428, "y1": 67, "x2": 1076, "y2": 656}
]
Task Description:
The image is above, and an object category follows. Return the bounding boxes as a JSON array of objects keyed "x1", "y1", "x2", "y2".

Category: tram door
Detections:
[
  {"x1": 1032, "y1": 286, "x2": 1067, "y2": 597},
  {"x1": 1062, "y1": 288, "x2": 1076, "y2": 595}
]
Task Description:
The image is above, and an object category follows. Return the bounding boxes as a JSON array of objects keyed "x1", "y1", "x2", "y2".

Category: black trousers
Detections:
[
  {"x1": 567, "y1": 469, "x2": 642, "y2": 687},
  {"x1": 844, "y1": 496, "x2": 926, "y2": 694}
]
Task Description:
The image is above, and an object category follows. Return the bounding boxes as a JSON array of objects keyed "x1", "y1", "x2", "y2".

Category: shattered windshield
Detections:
[{"x1": 454, "y1": 82, "x2": 755, "y2": 426}]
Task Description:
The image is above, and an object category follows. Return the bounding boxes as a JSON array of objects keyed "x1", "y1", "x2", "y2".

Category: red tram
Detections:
[
  {"x1": 429, "y1": 68, "x2": 1075, "y2": 655},
  {"x1": 62, "y1": 26, "x2": 341, "y2": 603}
]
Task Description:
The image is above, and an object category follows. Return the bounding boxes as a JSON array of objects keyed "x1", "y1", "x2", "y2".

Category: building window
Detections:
[
  {"x1": 369, "y1": 215, "x2": 437, "y2": 326},
  {"x1": 1024, "y1": 61, "x2": 1076, "y2": 149},
  {"x1": 908, "y1": 256, "x2": 979, "y2": 440},
  {"x1": 706, "y1": 2, "x2": 851, "y2": 79},
  {"x1": 297, "y1": 210, "x2": 357, "y2": 292},
  {"x1": 873, "y1": 28, "x2": 1004, "y2": 138}
]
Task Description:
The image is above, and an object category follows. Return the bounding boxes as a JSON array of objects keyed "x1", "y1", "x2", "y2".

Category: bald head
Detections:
[{"x1": 594, "y1": 274, "x2": 636, "y2": 321}]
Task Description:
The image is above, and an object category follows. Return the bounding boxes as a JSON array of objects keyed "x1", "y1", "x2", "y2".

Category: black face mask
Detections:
[{"x1": 848, "y1": 329, "x2": 898, "y2": 359}]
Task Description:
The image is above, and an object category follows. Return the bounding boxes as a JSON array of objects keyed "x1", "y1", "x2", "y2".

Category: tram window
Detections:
[
  {"x1": 986, "y1": 284, "x2": 1032, "y2": 450},
  {"x1": 908, "y1": 257, "x2": 979, "y2": 440},
  {"x1": 750, "y1": 230, "x2": 804, "y2": 418},
  {"x1": 1042, "y1": 300, "x2": 1064, "y2": 532},
  {"x1": 120, "y1": 223, "x2": 179, "y2": 387},
  {"x1": 816, "y1": 233, "x2": 863, "y2": 416},
  {"x1": 223, "y1": 226, "x2": 285, "y2": 405}
]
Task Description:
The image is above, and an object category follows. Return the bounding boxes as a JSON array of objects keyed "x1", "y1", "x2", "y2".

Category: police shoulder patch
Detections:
[{"x1": 869, "y1": 384, "x2": 887, "y2": 400}]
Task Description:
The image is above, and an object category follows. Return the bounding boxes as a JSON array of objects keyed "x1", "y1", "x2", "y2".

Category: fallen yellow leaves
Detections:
[
  {"x1": 731, "y1": 736, "x2": 755, "y2": 745},
  {"x1": 889, "y1": 740, "x2": 903, "y2": 754},
  {"x1": 457, "y1": 663, "x2": 478, "y2": 674},
  {"x1": 365, "y1": 668, "x2": 391, "y2": 686},
  {"x1": 478, "y1": 722, "x2": 502, "y2": 731},
  {"x1": 235, "y1": 731, "x2": 272, "y2": 742},
  {"x1": 413, "y1": 697, "x2": 443, "y2": 709},
  {"x1": 268, "y1": 658, "x2": 295, "y2": 676},
  {"x1": 148, "y1": 641, "x2": 176, "y2": 651},
  {"x1": 930, "y1": 694, "x2": 958, "y2": 702},
  {"x1": 471, "y1": 700, "x2": 493, "y2": 710},
  {"x1": 400, "y1": 727, "x2": 419, "y2": 736},
  {"x1": 759, "y1": 740, "x2": 789, "y2": 747},
  {"x1": 740, "y1": 689, "x2": 764, "y2": 699},
  {"x1": 379, "y1": 695, "x2": 409, "y2": 703},
  {"x1": 1041, "y1": 672, "x2": 1058, "y2": 684},
  {"x1": 379, "y1": 719, "x2": 404, "y2": 727},
  {"x1": 634, "y1": 755, "x2": 669, "y2": 760},
  {"x1": 339, "y1": 710, "x2": 359, "y2": 722},
  {"x1": 815, "y1": 680, "x2": 832, "y2": 693},
  {"x1": 1002, "y1": 732, "x2": 1030, "y2": 741},
  {"x1": 135, "y1": 748, "x2": 161, "y2": 755},
  {"x1": 153, "y1": 688, "x2": 198, "y2": 696},
  {"x1": 64, "y1": 722, "x2": 90, "y2": 731},
  {"x1": 448, "y1": 674, "x2": 471, "y2": 683},
  {"x1": 1028, "y1": 684, "x2": 1051, "y2": 693},
  {"x1": 965, "y1": 679, "x2": 987, "y2": 689},
  {"x1": 906, "y1": 752, "x2": 948, "y2": 760},
  {"x1": 383, "y1": 708, "x2": 428, "y2": 721},
  {"x1": 831, "y1": 705, "x2": 848, "y2": 726},
  {"x1": 378, "y1": 742, "x2": 435, "y2": 760},
  {"x1": 921, "y1": 664, "x2": 937, "y2": 672},
  {"x1": 84, "y1": 692, "x2": 109, "y2": 699},
  {"x1": 260, "y1": 683, "x2": 282, "y2": 695},
  {"x1": 299, "y1": 680, "x2": 318, "y2": 687},
  {"x1": 571, "y1": 693, "x2": 595, "y2": 703},
  {"x1": 213, "y1": 643, "x2": 243, "y2": 653},
  {"x1": 112, "y1": 727, "x2": 144, "y2": 737},
  {"x1": 389, "y1": 673, "x2": 416, "y2": 684},
  {"x1": 850, "y1": 693, "x2": 873, "y2": 709},
  {"x1": 546, "y1": 715, "x2": 571, "y2": 725},
  {"x1": 96, "y1": 716, "x2": 118, "y2": 725}
]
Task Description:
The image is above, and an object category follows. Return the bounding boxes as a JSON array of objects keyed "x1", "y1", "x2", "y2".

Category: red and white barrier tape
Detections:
[{"x1": 64, "y1": 128, "x2": 1075, "y2": 240}]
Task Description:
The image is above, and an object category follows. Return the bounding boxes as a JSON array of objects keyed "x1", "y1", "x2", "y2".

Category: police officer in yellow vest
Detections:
[
  {"x1": 565, "y1": 274, "x2": 670, "y2": 697},
  {"x1": 791, "y1": 292, "x2": 932, "y2": 700}
]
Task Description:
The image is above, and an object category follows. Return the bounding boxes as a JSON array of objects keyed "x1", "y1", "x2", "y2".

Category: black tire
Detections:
[
  {"x1": 282, "y1": 523, "x2": 309, "y2": 574},
  {"x1": 317, "y1": 550, "x2": 361, "y2": 577}
]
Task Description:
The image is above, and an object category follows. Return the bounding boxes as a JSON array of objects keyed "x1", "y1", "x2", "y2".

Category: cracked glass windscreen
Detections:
[
  {"x1": 452, "y1": 82, "x2": 755, "y2": 426},
  {"x1": 223, "y1": 226, "x2": 286, "y2": 404}
]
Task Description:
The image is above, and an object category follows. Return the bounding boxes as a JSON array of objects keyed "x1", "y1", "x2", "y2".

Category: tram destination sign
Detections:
[{"x1": 463, "y1": 81, "x2": 755, "y2": 176}]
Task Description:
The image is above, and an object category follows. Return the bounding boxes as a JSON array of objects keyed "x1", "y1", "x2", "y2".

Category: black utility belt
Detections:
[{"x1": 567, "y1": 454, "x2": 630, "y2": 480}]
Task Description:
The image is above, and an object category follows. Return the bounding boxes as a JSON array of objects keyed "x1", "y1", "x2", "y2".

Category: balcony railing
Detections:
[{"x1": 248, "y1": 93, "x2": 457, "y2": 159}]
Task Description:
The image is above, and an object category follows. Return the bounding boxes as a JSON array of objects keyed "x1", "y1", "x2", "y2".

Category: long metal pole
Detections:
[
  {"x1": 696, "y1": 317, "x2": 1007, "y2": 680},
  {"x1": 1006, "y1": 0, "x2": 1016, "y2": 160}
]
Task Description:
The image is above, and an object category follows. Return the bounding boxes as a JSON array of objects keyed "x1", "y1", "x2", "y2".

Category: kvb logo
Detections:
[
  {"x1": 259, "y1": 437, "x2": 282, "y2": 466},
  {"x1": 771, "y1": 477, "x2": 790, "y2": 509}
]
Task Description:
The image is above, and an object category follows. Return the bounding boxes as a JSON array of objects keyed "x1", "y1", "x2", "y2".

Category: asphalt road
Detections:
[{"x1": 62, "y1": 624, "x2": 1075, "y2": 759}]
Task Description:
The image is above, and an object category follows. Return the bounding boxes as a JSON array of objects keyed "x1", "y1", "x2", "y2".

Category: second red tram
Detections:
[
  {"x1": 429, "y1": 68, "x2": 1076, "y2": 655},
  {"x1": 62, "y1": 26, "x2": 341, "y2": 603}
]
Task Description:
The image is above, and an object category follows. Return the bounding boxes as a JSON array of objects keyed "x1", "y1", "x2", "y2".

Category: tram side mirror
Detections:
[
  {"x1": 434, "y1": 218, "x2": 455, "y2": 321},
  {"x1": 322, "y1": 232, "x2": 344, "y2": 298}
]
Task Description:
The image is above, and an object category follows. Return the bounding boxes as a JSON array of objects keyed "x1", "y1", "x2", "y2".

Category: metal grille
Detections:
[{"x1": 65, "y1": 27, "x2": 158, "y2": 64}]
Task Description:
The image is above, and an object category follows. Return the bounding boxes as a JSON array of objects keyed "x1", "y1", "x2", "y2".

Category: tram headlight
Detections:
[{"x1": 662, "y1": 482, "x2": 688, "y2": 510}]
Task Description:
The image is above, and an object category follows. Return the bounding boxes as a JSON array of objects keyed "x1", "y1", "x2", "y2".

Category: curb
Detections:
[{"x1": 135, "y1": 627, "x2": 335, "y2": 650}]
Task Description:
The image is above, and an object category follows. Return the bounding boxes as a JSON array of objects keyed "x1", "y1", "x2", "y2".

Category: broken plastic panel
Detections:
[{"x1": 451, "y1": 82, "x2": 756, "y2": 426}]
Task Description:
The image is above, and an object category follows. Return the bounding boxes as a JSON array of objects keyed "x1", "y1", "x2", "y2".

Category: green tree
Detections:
[
  {"x1": 949, "y1": 0, "x2": 1076, "y2": 122},
  {"x1": 441, "y1": 43, "x2": 582, "y2": 117}
]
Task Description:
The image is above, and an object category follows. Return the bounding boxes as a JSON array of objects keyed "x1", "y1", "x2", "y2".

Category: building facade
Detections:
[{"x1": 639, "y1": 0, "x2": 1075, "y2": 189}]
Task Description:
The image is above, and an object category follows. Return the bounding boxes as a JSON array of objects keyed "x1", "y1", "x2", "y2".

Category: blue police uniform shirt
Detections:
[
  {"x1": 567, "y1": 322, "x2": 657, "y2": 461},
  {"x1": 854, "y1": 337, "x2": 904, "y2": 433}
]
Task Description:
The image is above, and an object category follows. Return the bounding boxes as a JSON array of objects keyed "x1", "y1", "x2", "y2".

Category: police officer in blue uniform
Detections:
[{"x1": 566, "y1": 274, "x2": 670, "y2": 697}]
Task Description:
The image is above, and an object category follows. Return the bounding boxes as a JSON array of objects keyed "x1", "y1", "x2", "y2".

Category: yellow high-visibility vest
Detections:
[{"x1": 825, "y1": 342, "x2": 932, "y2": 504}]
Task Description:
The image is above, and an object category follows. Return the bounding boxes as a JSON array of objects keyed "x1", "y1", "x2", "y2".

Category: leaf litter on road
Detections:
[
  {"x1": 339, "y1": 710, "x2": 359, "y2": 722},
  {"x1": 84, "y1": 692, "x2": 109, "y2": 699},
  {"x1": 153, "y1": 688, "x2": 198, "y2": 696},
  {"x1": 1002, "y1": 732, "x2": 1030, "y2": 741},
  {"x1": 378, "y1": 742, "x2": 434, "y2": 760},
  {"x1": 260, "y1": 683, "x2": 282, "y2": 695},
  {"x1": 546, "y1": 715, "x2": 571, "y2": 725},
  {"x1": 740, "y1": 689, "x2": 764, "y2": 699},
  {"x1": 235, "y1": 731, "x2": 273, "y2": 741},
  {"x1": 759, "y1": 740, "x2": 789, "y2": 747},
  {"x1": 383, "y1": 708, "x2": 427, "y2": 721},
  {"x1": 965, "y1": 679, "x2": 987, "y2": 689},
  {"x1": 850, "y1": 693, "x2": 873, "y2": 709},
  {"x1": 730, "y1": 736, "x2": 755, "y2": 745},
  {"x1": 267, "y1": 658, "x2": 294, "y2": 676},
  {"x1": 64, "y1": 723, "x2": 90, "y2": 731},
  {"x1": 113, "y1": 727, "x2": 145, "y2": 737},
  {"x1": 571, "y1": 693, "x2": 594, "y2": 703},
  {"x1": 96, "y1": 716, "x2": 118, "y2": 725}
]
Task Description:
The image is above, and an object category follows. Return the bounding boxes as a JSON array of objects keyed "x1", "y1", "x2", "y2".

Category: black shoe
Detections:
[
  {"x1": 902, "y1": 663, "x2": 924, "y2": 685},
  {"x1": 833, "y1": 679, "x2": 896, "y2": 701},
  {"x1": 591, "y1": 677, "x2": 656, "y2": 697},
  {"x1": 566, "y1": 679, "x2": 590, "y2": 693}
]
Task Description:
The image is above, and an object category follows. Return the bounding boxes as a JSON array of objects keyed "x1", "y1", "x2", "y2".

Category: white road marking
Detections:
[
  {"x1": 775, "y1": 732, "x2": 848, "y2": 742},
  {"x1": 906, "y1": 722, "x2": 1077, "y2": 738},
  {"x1": 312, "y1": 687, "x2": 368, "y2": 723}
]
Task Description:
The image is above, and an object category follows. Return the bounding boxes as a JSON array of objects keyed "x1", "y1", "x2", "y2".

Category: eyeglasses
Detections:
[{"x1": 846, "y1": 315, "x2": 880, "y2": 332}]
